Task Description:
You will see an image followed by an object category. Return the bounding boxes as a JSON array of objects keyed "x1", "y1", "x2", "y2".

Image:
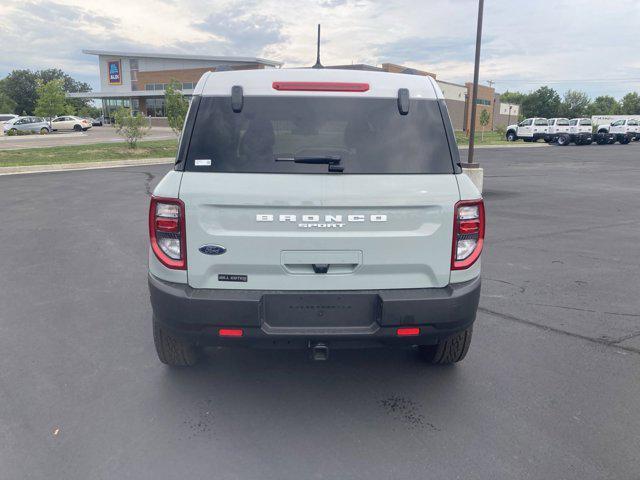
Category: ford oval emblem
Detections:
[{"x1": 199, "y1": 244, "x2": 227, "y2": 255}]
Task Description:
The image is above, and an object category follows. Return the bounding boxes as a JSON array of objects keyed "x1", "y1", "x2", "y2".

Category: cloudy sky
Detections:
[{"x1": 1, "y1": 0, "x2": 639, "y2": 98}]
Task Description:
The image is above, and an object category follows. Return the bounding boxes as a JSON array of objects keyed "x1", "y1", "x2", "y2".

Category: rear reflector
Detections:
[
  {"x1": 219, "y1": 328, "x2": 244, "y2": 337},
  {"x1": 396, "y1": 327, "x2": 420, "y2": 337},
  {"x1": 272, "y1": 81, "x2": 369, "y2": 92}
]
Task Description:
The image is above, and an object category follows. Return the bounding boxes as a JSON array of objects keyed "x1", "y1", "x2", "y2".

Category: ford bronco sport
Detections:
[{"x1": 148, "y1": 68, "x2": 484, "y2": 366}]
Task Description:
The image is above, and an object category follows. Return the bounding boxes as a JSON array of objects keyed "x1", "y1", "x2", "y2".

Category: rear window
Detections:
[
  {"x1": 184, "y1": 96, "x2": 454, "y2": 174},
  {"x1": 534, "y1": 119, "x2": 548, "y2": 126},
  {"x1": 556, "y1": 119, "x2": 569, "y2": 126},
  {"x1": 579, "y1": 119, "x2": 591, "y2": 126}
]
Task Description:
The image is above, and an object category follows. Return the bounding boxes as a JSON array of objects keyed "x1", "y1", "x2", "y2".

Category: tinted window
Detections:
[
  {"x1": 569, "y1": 119, "x2": 577, "y2": 126},
  {"x1": 579, "y1": 119, "x2": 591, "y2": 126},
  {"x1": 611, "y1": 120, "x2": 624, "y2": 126},
  {"x1": 520, "y1": 119, "x2": 532, "y2": 126},
  {"x1": 556, "y1": 119, "x2": 569, "y2": 126},
  {"x1": 628, "y1": 120, "x2": 638, "y2": 126},
  {"x1": 185, "y1": 96, "x2": 454, "y2": 174}
]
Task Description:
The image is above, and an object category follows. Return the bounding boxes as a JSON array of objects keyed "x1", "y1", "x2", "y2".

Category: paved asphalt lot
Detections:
[
  {"x1": 1, "y1": 144, "x2": 639, "y2": 479},
  {"x1": 0, "y1": 125, "x2": 175, "y2": 149}
]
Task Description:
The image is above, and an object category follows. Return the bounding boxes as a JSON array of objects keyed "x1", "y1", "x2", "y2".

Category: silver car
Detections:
[{"x1": 3, "y1": 116, "x2": 51, "y2": 135}]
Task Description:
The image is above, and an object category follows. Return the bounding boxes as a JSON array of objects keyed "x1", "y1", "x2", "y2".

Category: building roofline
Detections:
[
  {"x1": 436, "y1": 79, "x2": 466, "y2": 88},
  {"x1": 81, "y1": 49, "x2": 283, "y2": 67}
]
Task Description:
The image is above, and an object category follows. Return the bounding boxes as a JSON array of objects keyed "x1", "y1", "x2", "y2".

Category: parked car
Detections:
[
  {"x1": 505, "y1": 118, "x2": 549, "y2": 142},
  {"x1": 148, "y1": 68, "x2": 484, "y2": 366},
  {"x1": 50, "y1": 115, "x2": 92, "y2": 132},
  {"x1": 3, "y1": 116, "x2": 51, "y2": 135},
  {"x1": 90, "y1": 116, "x2": 104, "y2": 126},
  {"x1": 0, "y1": 114, "x2": 18, "y2": 134},
  {"x1": 0, "y1": 113, "x2": 18, "y2": 123}
]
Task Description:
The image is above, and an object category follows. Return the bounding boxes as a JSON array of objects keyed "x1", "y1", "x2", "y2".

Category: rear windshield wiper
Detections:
[{"x1": 275, "y1": 155, "x2": 343, "y2": 172}]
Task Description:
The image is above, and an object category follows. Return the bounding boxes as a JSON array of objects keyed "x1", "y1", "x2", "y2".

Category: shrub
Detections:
[
  {"x1": 113, "y1": 107, "x2": 150, "y2": 148},
  {"x1": 494, "y1": 124, "x2": 506, "y2": 136}
]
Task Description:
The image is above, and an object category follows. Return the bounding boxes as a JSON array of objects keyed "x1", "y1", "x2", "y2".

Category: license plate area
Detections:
[{"x1": 262, "y1": 293, "x2": 380, "y2": 329}]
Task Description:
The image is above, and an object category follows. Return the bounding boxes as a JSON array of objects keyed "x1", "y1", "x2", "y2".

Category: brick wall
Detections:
[
  {"x1": 465, "y1": 83, "x2": 495, "y2": 131},
  {"x1": 445, "y1": 99, "x2": 467, "y2": 131}
]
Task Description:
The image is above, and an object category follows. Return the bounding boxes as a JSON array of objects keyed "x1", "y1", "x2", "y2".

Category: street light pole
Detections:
[{"x1": 466, "y1": 0, "x2": 484, "y2": 165}]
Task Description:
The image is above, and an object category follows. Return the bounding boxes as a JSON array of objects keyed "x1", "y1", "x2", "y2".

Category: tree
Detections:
[
  {"x1": 589, "y1": 95, "x2": 620, "y2": 115},
  {"x1": 113, "y1": 107, "x2": 150, "y2": 148},
  {"x1": 39, "y1": 68, "x2": 93, "y2": 112},
  {"x1": 165, "y1": 80, "x2": 189, "y2": 136},
  {"x1": 559, "y1": 90, "x2": 591, "y2": 118},
  {"x1": 34, "y1": 79, "x2": 68, "y2": 126},
  {"x1": 479, "y1": 109, "x2": 490, "y2": 141},
  {"x1": 521, "y1": 86, "x2": 561, "y2": 118},
  {"x1": 0, "y1": 81, "x2": 16, "y2": 113},
  {"x1": 620, "y1": 92, "x2": 640, "y2": 115},
  {"x1": 2, "y1": 70, "x2": 39, "y2": 114},
  {"x1": 500, "y1": 90, "x2": 525, "y2": 106}
]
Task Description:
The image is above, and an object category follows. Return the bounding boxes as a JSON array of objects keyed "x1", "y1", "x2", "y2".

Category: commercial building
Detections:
[
  {"x1": 327, "y1": 63, "x2": 519, "y2": 131},
  {"x1": 68, "y1": 50, "x2": 282, "y2": 121},
  {"x1": 70, "y1": 50, "x2": 518, "y2": 131}
]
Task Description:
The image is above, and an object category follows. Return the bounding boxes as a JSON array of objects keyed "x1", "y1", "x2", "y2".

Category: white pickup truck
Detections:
[
  {"x1": 568, "y1": 118, "x2": 594, "y2": 145},
  {"x1": 547, "y1": 118, "x2": 571, "y2": 145},
  {"x1": 595, "y1": 118, "x2": 638, "y2": 144},
  {"x1": 505, "y1": 118, "x2": 549, "y2": 142}
]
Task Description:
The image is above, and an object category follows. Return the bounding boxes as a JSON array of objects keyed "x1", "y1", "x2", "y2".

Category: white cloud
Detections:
[{"x1": 1, "y1": 0, "x2": 639, "y2": 97}]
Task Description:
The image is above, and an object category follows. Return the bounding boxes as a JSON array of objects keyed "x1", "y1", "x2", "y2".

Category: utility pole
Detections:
[{"x1": 466, "y1": 0, "x2": 485, "y2": 166}]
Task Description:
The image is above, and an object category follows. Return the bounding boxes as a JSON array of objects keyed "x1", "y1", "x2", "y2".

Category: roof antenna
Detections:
[{"x1": 312, "y1": 24, "x2": 323, "y2": 68}]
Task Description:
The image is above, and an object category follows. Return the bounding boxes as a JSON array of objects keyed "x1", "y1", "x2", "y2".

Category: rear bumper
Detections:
[{"x1": 149, "y1": 274, "x2": 481, "y2": 348}]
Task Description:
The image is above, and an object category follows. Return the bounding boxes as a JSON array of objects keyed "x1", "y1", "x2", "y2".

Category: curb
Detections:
[
  {"x1": 0, "y1": 157, "x2": 174, "y2": 176},
  {"x1": 458, "y1": 143, "x2": 549, "y2": 149}
]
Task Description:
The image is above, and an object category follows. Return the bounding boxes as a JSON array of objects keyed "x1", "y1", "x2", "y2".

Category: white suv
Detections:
[{"x1": 148, "y1": 68, "x2": 484, "y2": 366}]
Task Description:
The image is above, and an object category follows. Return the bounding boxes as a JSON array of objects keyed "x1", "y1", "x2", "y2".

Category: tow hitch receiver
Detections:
[{"x1": 310, "y1": 342, "x2": 329, "y2": 361}]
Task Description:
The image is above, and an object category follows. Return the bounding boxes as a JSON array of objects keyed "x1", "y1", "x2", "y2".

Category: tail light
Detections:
[
  {"x1": 451, "y1": 199, "x2": 485, "y2": 270},
  {"x1": 149, "y1": 196, "x2": 186, "y2": 269}
]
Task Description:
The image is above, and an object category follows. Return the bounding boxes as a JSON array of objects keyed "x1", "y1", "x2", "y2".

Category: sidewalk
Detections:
[{"x1": 0, "y1": 157, "x2": 174, "y2": 176}]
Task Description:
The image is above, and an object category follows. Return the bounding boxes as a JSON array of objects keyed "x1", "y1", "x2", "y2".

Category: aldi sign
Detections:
[{"x1": 108, "y1": 60, "x2": 122, "y2": 85}]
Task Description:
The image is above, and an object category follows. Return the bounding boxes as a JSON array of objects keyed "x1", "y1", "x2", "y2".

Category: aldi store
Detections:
[{"x1": 68, "y1": 50, "x2": 282, "y2": 120}]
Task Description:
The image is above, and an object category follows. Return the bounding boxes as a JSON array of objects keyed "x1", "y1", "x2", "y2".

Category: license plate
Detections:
[{"x1": 263, "y1": 293, "x2": 379, "y2": 328}]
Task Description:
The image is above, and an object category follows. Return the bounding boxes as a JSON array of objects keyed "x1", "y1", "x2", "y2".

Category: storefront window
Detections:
[{"x1": 146, "y1": 98, "x2": 166, "y2": 117}]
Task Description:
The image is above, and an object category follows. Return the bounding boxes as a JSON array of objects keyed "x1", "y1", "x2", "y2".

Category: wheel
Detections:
[
  {"x1": 619, "y1": 137, "x2": 630, "y2": 145},
  {"x1": 153, "y1": 320, "x2": 200, "y2": 366},
  {"x1": 39, "y1": 127, "x2": 49, "y2": 135},
  {"x1": 557, "y1": 134, "x2": 569, "y2": 146},
  {"x1": 73, "y1": 124, "x2": 82, "y2": 132},
  {"x1": 506, "y1": 131, "x2": 517, "y2": 142},
  {"x1": 418, "y1": 326, "x2": 473, "y2": 365},
  {"x1": 9, "y1": 128, "x2": 17, "y2": 135}
]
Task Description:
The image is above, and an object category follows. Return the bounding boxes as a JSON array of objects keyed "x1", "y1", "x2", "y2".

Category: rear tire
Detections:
[
  {"x1": 619, "y1": 136, "x2": 630, "y2": 145},
  {"x1": 418, "y1": 326, "x2": 473, "y2": 365},
  {"x1": 153, "y1": 320, "x2": 201, "y2": 367},
  {"x1": 40, "y1": 127, "x2": 49, "y2": 135},
  {"x1": 557, "y1": 134, "x2": 569, "y2": 146},
  {"x1": 73, "y1": 124, "x2": 82, "y2": 132}
]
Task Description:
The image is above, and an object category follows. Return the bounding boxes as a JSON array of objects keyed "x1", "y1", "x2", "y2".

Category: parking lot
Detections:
[
  {"x1": 1, "y1": 144, "x2": 639, "y2": 479},
  {"x1": 0, "y1": 125, "x2": 175, "y2": 150}
]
